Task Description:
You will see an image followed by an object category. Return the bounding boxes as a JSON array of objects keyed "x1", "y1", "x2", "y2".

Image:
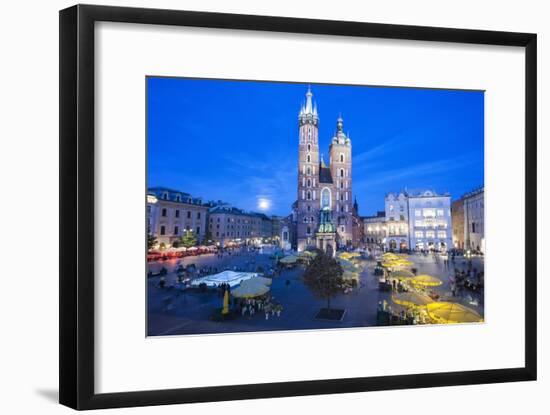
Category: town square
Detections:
[{"x1": 146, "y1": 79, "x2": 485, "y2": 336}]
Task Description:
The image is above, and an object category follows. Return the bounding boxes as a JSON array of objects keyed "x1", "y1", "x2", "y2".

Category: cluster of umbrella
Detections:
[
  {"x1": 391, "y1": 292, "x2": 482, "y2": 323},
  {"x1": 381, "y1": 253, "x2": 482, "y2": 324}
]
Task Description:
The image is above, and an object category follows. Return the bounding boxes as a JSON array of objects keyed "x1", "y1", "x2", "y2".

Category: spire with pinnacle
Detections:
[
  {"x1": 332, "y1": 114, "x2": 350, "y2": 145},
  {"x1": 299, "y1": 86, "x2": 319, "y2": 125}
]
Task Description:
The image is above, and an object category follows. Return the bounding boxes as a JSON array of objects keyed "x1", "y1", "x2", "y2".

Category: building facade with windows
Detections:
[
  {"x1": 363, "y1": 211, "x2": 387, "y2": 250},
  {"x1": 451, "y1": 198, "x2": 465, "y2": 249},
  {"x1": 462, "y1": 187, "x2": 485, "y2": 252},
  {"x1": 147, "y1": 187, "x2": 208, "y2": 248},
  {"x1": 407, "y1": 190, "x2": 452, "y2": 252},
  {"x1": 293, "y1": 87, "x2": 354, "y2": 253},
  {"x1": 385, "y1": 192, "x2": 410, "y2": 251},
  {"x1": 207, "y1": 205, "x2": 267, "y2": 247},
  {"x1": 450, "y1": 187, "x2": 484, "y2": 252}
]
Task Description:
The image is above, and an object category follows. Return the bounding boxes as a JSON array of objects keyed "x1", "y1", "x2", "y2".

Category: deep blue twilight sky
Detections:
[{"x1": 147, "y1": 78, "x2": 484, "y2": 216}]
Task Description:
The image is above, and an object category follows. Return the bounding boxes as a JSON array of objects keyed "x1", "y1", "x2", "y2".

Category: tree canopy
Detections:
[
  {"x1": 179, "y1": 230, "x2": 197, "y2": 248},
  {"x1": 303, "y1": 249, "x2": 344, "y2": 310}
]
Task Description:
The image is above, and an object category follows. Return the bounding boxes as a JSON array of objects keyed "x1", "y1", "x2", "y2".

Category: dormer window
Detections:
[
  {"x1": 162, "y1": 192, "x2": 168, "y2": 200},
  {"x1": 175, "y1": 194, "x2": 181, "y2": 202}
]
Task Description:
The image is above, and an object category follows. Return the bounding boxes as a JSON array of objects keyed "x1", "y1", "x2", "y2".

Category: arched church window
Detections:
[
  {"x1": 340, "y1": 169, "x2": 345, "y2": 178},
  {"x1": 340, "y1": 153, "x2": 344, "y2": 163},
  {"x1": 307, "y1": 179, "x2": 311, "y2": 187},
  {"x1": 307, "y1": 191, "x2": 311, "y2": 200},
  {"x1": 307, "y1": 144, "x2": 311, "y2": 152},
  {"x1": 321, "y1": 188, "x2": 330, "y2": 208},
  {"x1": 307, "y1": 167, "x2": 311, "y2": 175}
]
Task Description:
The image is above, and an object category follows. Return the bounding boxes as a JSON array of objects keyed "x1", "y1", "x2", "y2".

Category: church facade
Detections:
[{"x1": 293, "y1": 87, "x2": 354, "y2": 255}]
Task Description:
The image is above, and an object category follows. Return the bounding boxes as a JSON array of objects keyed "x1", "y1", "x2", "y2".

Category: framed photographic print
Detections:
[{"x1": 60, "y1": 4, "x2": 537, "y2": 410}]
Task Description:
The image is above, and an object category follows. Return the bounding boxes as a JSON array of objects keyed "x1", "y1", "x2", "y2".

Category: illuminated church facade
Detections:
[{"x1": 292, "y1": 87, "x2": 354, "y2": 255}]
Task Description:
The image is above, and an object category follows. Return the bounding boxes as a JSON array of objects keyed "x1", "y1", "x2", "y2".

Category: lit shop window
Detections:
[
  {"x1": 426, "y1": 231, "x2": 435, "y2": 238},
  {"x1": 437, "y1": 231, "x2": 447, "y2": 238},
  {"x1": 423, "y1": 209, "x2": 436, "y2": 217},
  {"x1": 415, "y1": 231, "x2": 423, "y2": 238},
  {"x1": 436, "y1": 209, "x2": 444, "y2": 216}
]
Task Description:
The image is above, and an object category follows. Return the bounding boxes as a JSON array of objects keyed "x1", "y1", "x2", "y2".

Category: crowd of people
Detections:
[
  {"x1": 235, "y1": 297, "x2": 284, "y2": 320},
  {"x1": 377, "y1": 300, "x2": 430, "y2": 325}
]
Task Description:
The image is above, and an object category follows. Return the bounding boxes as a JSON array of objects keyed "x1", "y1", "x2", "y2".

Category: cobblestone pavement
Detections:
[{"x1": 147, "y1": 251, "x2": 484, "y2": 336}]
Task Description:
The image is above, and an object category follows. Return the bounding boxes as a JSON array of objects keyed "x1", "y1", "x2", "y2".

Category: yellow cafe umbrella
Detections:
[
  {"x1": 392, "y1": 269, "x2": 415, "y2": 279},
  {"x1": 252, "y1": 276, "x2": 272, "y2": 286},
  {"x1": 342, "y1": 270, "x2": 359, "y2": 281},
  {"x1": 383, "y1": 253, "x2": 399, "y2": 260},
  {"x1": 427, "y1": 302, "x2": 483, "y2": 324},
  {"x1": 412, "y1": 275, "x2": 443, "y2": 287},
  {"x1": 392, "y1": 292, "x2": 434, "y2": 307},
  {"x1": 231, "y1": 279, "x2": 270, "y2": 298},
  {"x1": 279, "y1": 255, "x2": 298, "y2": 264},
  {"x1": 394, "y1": 259, "x2": 413, "y2": 267}
]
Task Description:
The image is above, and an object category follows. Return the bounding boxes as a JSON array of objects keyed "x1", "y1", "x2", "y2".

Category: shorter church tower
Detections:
[{"x1": 329, "y1": 116, "x2": 353, "y2": 247}]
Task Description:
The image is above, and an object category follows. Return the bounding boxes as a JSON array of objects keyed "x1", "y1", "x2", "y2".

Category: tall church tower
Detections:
[
  {"x1": 296, "y1": 87, "x2": 320, "y2": 251},
  {"x1": 329, "y1": 116, "x2": 353, "y2": 246}
]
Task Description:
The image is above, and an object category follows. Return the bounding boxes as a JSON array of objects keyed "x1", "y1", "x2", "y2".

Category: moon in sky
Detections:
[{"x1": 257, "y1": 198, "x2": 271, "y2": 211}]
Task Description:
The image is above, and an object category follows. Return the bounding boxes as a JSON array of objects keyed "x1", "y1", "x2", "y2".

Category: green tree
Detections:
[
  {"x1": 179, "y1": 230, "x2": 197, "y2": 248},
  {"x1": 147, "y1": 226, "x2": 157, "y2": 250},
  {"x1": 303, "y1": 249, "x2": 344, "y2": 310}
]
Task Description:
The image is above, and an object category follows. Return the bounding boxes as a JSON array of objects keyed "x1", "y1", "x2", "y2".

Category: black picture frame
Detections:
[{"x1": 59, "y1": 4, "x2": 537, "y2": 410}]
